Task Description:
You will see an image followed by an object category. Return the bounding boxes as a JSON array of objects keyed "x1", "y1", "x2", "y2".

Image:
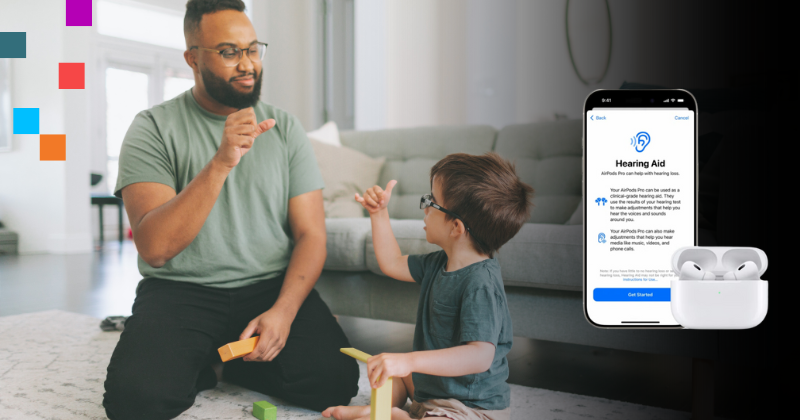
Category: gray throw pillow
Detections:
[{"x1": 310, "y1": 139, "x2": 386, "y2": 218}]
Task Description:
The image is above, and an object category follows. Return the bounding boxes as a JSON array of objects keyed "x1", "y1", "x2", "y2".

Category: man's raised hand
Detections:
[
  {"x1": 213, "y1": 107, "x2": 276, "y2": 169},
  {"x1": 355, "y1": 180, "x2": 397, "y2": 215}
]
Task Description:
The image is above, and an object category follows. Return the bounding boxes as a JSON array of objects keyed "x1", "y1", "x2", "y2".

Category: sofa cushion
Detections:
[
  {"x1": 365, "y1": 220, "x2": 441, "y2": 277},
  {"x1": 494, "y1": 120, "x2": 582, "y2": 224},
  {"x1": 365, "y1": 219, "x2": 582, "y2": 291},
  {"x1": 307, "y1": 121, "x2": 341, "y2": 146},
  {"x1": 324, "y1": 218, "x2": 373, "y2": 271},
  {"x1": 311, "y1": 139, "x2": 386, "y2": 218},
  {"x1": 339, "y1": 126, "x2": 497, "y2": 220}
]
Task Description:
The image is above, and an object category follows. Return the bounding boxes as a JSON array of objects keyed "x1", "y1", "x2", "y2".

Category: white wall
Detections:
[
  {"x1": 515, "y1": 0, "x2": 732, "y2": 123},
  {"x1": 258, "y1": 0, "x2": 322, "y2": 131},
  {"x1": 0, "y1": 0, "x2": 93, "y2": 254},
  {"x1": 355, "y1": 0, "x2": 466, "y2": 130},
  {"x1": 353, "y1": 0, "x2": 386, "y2": 130},
  {"x1": 355, "y1": 0, "x2": 735, "y2": 130},
  {"x1": 465, "y1": 0, "x2": 517, "y2": 128}
]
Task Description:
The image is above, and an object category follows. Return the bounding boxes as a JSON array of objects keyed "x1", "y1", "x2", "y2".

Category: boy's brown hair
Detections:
[{"x1": 430, "y1": 152, "x2": 533, "y2": 257}]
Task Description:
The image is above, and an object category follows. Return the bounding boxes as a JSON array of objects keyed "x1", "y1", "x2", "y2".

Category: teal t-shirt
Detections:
[
  {"x1": 407, "y1": 250, "x2": 513, "y2": 410},
  {"x1": 115, "y1": 89, "x2": 324, "y2": 288}
]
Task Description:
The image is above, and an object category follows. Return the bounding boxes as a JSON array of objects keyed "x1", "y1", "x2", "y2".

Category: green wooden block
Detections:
[{"x1": 253, "y1": 400, "x2": 277, "y2": 420}]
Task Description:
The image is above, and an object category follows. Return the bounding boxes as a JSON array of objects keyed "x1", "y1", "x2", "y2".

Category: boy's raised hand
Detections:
[{"x1": 355, "y1": 180, "x2": 397, "y2": 215}]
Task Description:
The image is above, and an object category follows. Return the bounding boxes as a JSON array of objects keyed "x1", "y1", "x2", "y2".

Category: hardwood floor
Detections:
[{"x1": 0, "y1": 240, "x2": 712, "y2": 415}]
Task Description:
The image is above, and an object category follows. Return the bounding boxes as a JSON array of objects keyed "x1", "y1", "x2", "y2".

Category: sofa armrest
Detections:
[{"x1": 496, "y1": 224, "x2": 583, "y2": 291}]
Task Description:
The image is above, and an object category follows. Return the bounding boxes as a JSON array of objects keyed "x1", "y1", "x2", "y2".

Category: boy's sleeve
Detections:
[
  {"x1": 285, "y1": 115, "x2": 325, "y2": 198},
  {"x1": 458, "y1": 286, "x2": 503, "y2": 346},
  {"x1": 114, "y1": 111, "x2": 176, "y2": 198},
  {"x1": 407, "y1": 251, "x2": 443, "y2": 284}
]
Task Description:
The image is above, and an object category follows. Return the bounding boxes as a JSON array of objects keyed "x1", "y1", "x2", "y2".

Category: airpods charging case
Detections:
[{"x1": 670, "y1": 247, "x2": 768, "y2": 329}]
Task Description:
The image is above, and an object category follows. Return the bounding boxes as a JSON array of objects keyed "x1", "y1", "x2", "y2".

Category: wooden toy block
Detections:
[
  {"x1": 252, "y1": 400, "x2": 276, "y2": 420},
  {"x1": 340, "y1": 347, "x2": 371, "y2": 363},
  {"x1": 340, "y1": 348, "x2": 392, "y2": 420},
  {"x1": 218, "y1": 336, "x2": 259, "y2": 362},
  {"x1": 370, "y1": 377, "x2": 392, "y2": 420}
]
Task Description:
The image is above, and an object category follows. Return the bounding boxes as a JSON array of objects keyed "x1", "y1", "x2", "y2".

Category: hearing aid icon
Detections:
[{"x1": 630, "y1": 131, "x2": 651, "y2": 152}]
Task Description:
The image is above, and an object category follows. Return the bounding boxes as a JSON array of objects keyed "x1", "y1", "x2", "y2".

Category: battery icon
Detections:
[{"x1": 677, "y1": 99, "x2": 684, "y2": 102}]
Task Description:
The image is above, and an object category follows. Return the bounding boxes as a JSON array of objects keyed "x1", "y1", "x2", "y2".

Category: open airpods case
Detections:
[{"x1": 670, "y1": 246, "x2": 768, "y2": 329}]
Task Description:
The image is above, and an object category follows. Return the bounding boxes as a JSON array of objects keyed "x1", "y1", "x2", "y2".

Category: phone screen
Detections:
[{"x1": 584, "y1": 90, "x2": 697, "y2": 327}]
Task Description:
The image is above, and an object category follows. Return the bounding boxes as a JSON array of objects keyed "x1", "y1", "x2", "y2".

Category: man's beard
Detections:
[{"x1": 200, "y1": 66, "x2": 263, "y2": 109}]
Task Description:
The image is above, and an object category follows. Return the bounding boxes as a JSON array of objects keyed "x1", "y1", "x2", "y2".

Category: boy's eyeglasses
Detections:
[
  {"x1": 189, "y1": 42, "x2": 268, "y2": 67},
  {"x1": 420, "y1": 194, "x2": 487, "y2": 250}
]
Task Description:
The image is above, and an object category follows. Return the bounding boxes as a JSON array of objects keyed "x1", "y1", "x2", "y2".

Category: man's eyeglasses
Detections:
[
  {"x1": 189, "y1": 42, "x2": 268, "y2": 67},
  {"x1": 420, "y1": 193, "x2": 487, "y2": 250}
]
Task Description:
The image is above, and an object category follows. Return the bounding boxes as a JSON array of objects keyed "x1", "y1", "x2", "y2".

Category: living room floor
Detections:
[{"x1": 0, "y1": 240, "x2": 737, "y2": 417}]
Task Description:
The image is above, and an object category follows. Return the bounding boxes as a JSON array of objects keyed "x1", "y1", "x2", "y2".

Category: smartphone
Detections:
[{"x1": 583, "y1": 90, "x2": 697, "y2": 328}]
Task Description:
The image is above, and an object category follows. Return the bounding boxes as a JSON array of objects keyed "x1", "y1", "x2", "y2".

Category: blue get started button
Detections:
[{"x1": 593, "y1": 288, "x2": 671, "y2": 302}]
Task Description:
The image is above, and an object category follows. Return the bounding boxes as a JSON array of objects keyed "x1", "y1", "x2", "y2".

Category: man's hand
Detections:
[
  {"x1": 214, "y1": 107, "x2": 276, "y2": 169},
  {"x1": 239, "y1": 307, "x2": 293, "y2": 362},
  {"x1": 355, "y1": 180, "x2": 397, "y2": 215},
  {"x1": 367, "y1": 352, "x2": 413, "y2": 389}
]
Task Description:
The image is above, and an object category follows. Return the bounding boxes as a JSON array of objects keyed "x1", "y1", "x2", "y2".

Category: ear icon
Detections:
[{"x1": 632, "y1": 131, "x2": 651, "y2": 152}]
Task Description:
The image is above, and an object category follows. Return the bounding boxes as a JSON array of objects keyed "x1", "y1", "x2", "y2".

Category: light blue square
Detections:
[{"x1": 13, "y1": 108, "x2": 39, "y2": 134}]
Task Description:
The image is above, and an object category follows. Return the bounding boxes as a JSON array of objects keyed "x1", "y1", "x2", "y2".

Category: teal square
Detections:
[
  {"x1": 13, "y1": 108, "x2": 39, "y2": 134},
  {"x1": 0, "y1": 32, "x2": 26, "y2": 58},
  {"x1": 252, "y1": 400, "x2": 276, "y2": 420}
]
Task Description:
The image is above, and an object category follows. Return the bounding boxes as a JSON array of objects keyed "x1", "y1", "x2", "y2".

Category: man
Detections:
[{"x1": 102, "y1": 1, "x2": 359, "y2": 418}]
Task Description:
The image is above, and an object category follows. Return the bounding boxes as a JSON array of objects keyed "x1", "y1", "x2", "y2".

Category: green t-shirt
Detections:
[
  {"x1": 115, "y1": 89, "x2": 324, "y2": 288},
  {"x1": 407, "y1": 250, "x2": 513, "y2": 410}
]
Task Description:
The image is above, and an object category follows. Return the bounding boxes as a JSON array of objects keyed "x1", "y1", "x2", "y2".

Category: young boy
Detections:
[{"x1": 323, "y1": 152, "x2": 533, "y2": 420}]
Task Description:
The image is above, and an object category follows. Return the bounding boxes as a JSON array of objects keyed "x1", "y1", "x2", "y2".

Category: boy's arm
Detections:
[
  {"x1": 356, "y1": 180, "x2": 414, "y2": 282},
  {"x1": 369, "y1": 208, "x2": 413, "y2": 282},
  {"x1": 367, "y1": 342, "x2": 495, "y2": 388}
]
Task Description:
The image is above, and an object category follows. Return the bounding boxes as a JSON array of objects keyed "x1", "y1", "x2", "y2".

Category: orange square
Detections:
[{"x1": 40, "y1": 135, "x2": 66, "y2": 161}]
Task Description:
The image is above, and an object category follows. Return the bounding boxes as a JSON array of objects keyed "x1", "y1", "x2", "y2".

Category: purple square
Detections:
[{"x1": 66, "y1": 0, "x2": 92, "y2": 27}]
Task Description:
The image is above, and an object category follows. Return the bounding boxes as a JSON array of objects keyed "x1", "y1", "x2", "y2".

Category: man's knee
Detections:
[
  {"x1": 301, "y1": 353, "x2": 361, "y2": 411},
  {"x1": 103, "y1": 367, "x2": 194, "y2": 420}
]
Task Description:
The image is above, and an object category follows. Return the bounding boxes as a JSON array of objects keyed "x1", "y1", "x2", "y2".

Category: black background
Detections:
[{"x1": 605, "y1": 2, "x2": 789, "y2": 418}]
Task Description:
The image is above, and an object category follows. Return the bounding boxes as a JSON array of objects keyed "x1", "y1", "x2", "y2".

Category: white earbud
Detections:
[
  {"x1": 679, "y1": 261, "x2": 716, "y2": 280},
  {"x1": 723, "y1": 261, "x2": 759, "y2": 280}
]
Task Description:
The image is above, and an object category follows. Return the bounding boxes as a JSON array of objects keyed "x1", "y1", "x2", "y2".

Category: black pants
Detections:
[{"x1": 102, "y1": 277, "x2": 359, "y2": 420}]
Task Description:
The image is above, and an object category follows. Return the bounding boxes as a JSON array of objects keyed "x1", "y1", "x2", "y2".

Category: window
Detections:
[
  {"x1": 97, "y1": 0, "x2": 185, "y2": 50},
  {"x1": 105, "y1": 67, "x2": 150, "y2": 192},
  {"x1": 163, "y1": 68, "x2": 195, "y2": 102},
  {"x1": 92, "y1": 1, "x2": 197, "y2": 194}
]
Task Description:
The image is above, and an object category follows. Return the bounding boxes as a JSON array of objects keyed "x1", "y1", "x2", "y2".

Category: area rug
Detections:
[{"x1": 0, "y1": 310, "x2": 691, "y2": 420}]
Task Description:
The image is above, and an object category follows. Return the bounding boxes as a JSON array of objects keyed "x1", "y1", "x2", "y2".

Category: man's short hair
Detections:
[
  {"x1": 184, "y1": 0, "x2": 246, "y2": 39},
  {"x1": 430, "y1": 152, "x2": 533, "y2": 257}
]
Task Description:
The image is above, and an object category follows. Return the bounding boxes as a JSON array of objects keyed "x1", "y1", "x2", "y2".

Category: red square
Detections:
[{"x1": 59, "y1": 63, "x2": 85, "y2": 89}]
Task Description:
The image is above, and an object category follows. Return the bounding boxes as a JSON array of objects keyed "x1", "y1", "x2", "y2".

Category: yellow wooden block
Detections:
[
  {"x1": 370, "y1": 378, "x2": 392, "y2": 420},
  {"x1": 340, "y1": 347, "x2": 372, "y2": 363},
  {"x1": 340, "y1": 348, "x2": 391, "y2": 420},
  {"x1": 218, "y1": 336, "x2": 259, "y2": 362}
]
